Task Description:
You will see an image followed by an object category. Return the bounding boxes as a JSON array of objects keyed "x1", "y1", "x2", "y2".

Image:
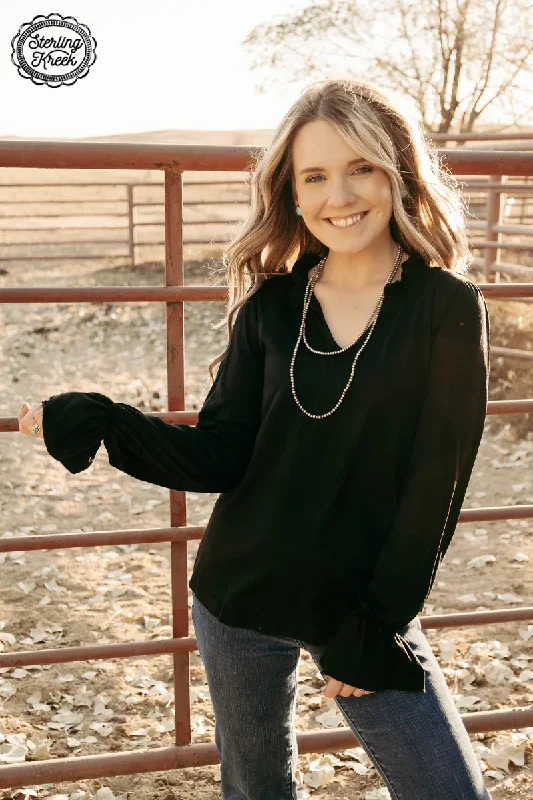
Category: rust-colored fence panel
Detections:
[
  {"x1": 0, "y1": 178, "x2": 251, "y2": 264},
  {"x1": 0, "y1": 141, "x2": 532, "y2": 790},
  {"x1": 1, "y1": 175, "x2": 532, "y2": 267}
]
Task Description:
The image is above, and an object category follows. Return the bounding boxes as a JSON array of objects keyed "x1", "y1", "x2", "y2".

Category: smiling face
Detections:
[{"x1": 291, "y1": 119, "x2": 396, "y2": 258}]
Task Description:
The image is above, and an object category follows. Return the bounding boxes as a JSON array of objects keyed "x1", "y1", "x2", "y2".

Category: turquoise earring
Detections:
[{"x1": 296, "y1": 206, "x2": 302, "y2": 216}]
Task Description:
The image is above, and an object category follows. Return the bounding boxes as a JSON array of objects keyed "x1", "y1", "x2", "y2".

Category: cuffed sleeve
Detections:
[
  {"x1": 320, "y1": 279, "x2": 490, "y2": 692},
  {"x1": 42, "y1": 291, "x2": 264, "y2": 493}
]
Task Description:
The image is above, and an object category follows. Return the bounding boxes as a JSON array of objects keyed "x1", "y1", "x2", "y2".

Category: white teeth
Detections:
[{"x1": 329, "y1": 211, "x2": 367, "y2": 227}]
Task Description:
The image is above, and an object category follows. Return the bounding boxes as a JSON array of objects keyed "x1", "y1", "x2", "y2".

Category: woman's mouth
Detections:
[{"x1": 326, "y1": 210, "x2": 370, "y2": 228}]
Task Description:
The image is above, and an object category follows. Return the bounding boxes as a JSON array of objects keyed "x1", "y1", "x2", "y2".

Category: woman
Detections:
[{"x1": 19, "y1": 78, "x2": 491, "y2": 799}]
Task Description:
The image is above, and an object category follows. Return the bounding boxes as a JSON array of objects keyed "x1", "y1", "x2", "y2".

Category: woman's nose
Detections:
[{"x1": 326, "y1": 181, "x2": 357, "y2": 207}]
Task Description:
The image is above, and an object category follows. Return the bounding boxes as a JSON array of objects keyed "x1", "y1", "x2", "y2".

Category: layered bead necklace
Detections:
[{"x1": 289, "y1": 244, "x2": 404, "y2": 419}]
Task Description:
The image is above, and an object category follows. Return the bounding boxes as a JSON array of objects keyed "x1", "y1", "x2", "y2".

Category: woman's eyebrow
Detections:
[{"x1": 298, "y1": 157, "x2": 366, "y2": 176}]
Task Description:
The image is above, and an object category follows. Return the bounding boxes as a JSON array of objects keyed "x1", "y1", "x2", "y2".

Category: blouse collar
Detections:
[{"x1": 287, "y1": 249, "x2": 430, "y2": 312}]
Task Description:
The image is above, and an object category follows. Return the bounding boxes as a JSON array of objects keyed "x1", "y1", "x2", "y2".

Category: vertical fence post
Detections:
[
  {"x1": 484, "y1": 175, "x2": 504, "y2": 283},
  {"x1": 127, "y1": 184, "x2": 135, "y2": 265},
  {"x1": 164, "y1": 168, "x2": 191, "y2": 746},
  {"x1": 519, "y1": 176, "x2": 530, "y2": 225}
]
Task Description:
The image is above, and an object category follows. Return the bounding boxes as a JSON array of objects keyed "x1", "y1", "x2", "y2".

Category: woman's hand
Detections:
[
  {"x1": 18, "y1": 401, "x2": 44, "y2": 440},
  {"x1": 322, "y1": 674, "x2": 376, "y2": 699}
]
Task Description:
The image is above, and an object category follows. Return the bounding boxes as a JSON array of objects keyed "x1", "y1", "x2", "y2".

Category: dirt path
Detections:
[{"x1": 0, "y1": 257, "x2": 532, "y2": 800}]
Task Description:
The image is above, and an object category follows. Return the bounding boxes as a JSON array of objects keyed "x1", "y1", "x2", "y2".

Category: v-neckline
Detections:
[
  {"x1": 307, "y1": 257, "x2": 409, "y2": 351},
  {"x1": 308, "y1": 291, "x2": 374, "y2": 351},
  {"x1": 286, "y1": 250, "x2": 431, "y2": 352}
]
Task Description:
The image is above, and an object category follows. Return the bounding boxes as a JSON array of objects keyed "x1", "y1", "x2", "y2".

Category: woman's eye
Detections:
[{"x1": 304, "y1": 166, "x2": 372, "y2": 183}]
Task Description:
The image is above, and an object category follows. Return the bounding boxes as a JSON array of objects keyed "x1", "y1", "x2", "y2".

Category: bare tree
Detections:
[{"x1": 242, "y1": 0, "x2": 533, "y2": 133}]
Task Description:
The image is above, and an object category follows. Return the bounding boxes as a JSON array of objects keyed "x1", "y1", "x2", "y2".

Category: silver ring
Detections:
[{"x1": 30, "y1": 423, "x2": 41, "y2": 435}]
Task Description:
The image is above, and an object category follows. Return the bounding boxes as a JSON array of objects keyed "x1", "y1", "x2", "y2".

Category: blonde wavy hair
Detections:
[{"x1": 207, "y1": 77, "x2": 471, "y2": 382}]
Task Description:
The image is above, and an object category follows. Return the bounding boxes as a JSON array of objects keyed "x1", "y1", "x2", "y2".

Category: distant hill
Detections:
[
  {"x1": 3, "y1": 123, "x2": 533, "y2": 145},
  {"x1": 0, "y1": 129, "x2": 276, "y2": 146}
]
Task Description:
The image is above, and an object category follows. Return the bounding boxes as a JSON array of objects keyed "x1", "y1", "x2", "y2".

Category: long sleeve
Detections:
[
  {"x1": 320, "y1": 279, "x2": 490, "y2": 692},
  {"x1": 41, "y1": 291, "x2": 264, "y2": 493}
]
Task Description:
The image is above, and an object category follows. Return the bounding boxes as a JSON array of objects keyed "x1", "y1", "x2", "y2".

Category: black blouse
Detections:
[{"x1": 41, "y1": 250, "x2": 490, "y2": 692}]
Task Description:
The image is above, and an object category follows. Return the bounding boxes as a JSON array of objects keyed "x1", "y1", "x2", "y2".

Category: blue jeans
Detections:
[{"x1": 191, "y1": 592, "x2": 492, "y2": 800}]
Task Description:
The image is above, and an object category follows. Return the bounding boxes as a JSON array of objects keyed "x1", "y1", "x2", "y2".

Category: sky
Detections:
[
  {"x1": 2, "y1": 1, "x2": 528, "y2": 141},
  {"x1": 1, "y1": 0, "x2": 315, "y2": 139}
]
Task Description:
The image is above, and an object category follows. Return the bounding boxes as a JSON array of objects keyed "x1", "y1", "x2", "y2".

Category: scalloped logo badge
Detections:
[{"x1": 11, "y1": 13, "x2": 97, "y2": 87}]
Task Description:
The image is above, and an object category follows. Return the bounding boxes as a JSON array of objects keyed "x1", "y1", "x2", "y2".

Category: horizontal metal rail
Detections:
[
  {"x1": 0, "y1": 142, "x2": 532, "y2": 173},
  {"x1": 491, "y1": 345, "x2": 533, "y2": 360},
  {"x1": 429, "y1": 132, "x2": 533, "y2": 141},
  {"x1": 1, "y1": 281, "x2": 532, "y2": 305},
  {"x1": 1, "y1": 400, "x2": 533, "y2": 436},
  {"x1": 0, "y1": 179, "x2": 248, "y2": 188},
  {"x1": 0, "y1": 608, "x2": 531, "y2": 671},
  {"x1": 0, "y1": 211, "x2": 131, "y2": 218},
  {"x1": 2, "y1": 704, "x2": 531, "y2": 790},
  {"x1": 470, "y1": 242, "x2": 533, "y2": 251},
  {"x1": 0, "y1": 500, "x2": 532, "y2": 555}
]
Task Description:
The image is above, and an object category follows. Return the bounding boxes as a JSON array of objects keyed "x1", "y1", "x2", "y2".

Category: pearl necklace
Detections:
[{"x1": 289, "y1": 244, "x2": 404, "y2": 419}]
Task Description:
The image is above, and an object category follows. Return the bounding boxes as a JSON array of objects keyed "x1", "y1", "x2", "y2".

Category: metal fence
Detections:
[
  {"x1": 1, "y1": 132, "x2": 533, "y2": 278},
  {"x1": 0, "y1": 177, "x2": 251, "y2": 265},
  {"x1": 0, "y1": 141, "x2": 532, "y2": 789},
  {"x1": 0, "y1": 174, "x2": 531, "y2": 273}
]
